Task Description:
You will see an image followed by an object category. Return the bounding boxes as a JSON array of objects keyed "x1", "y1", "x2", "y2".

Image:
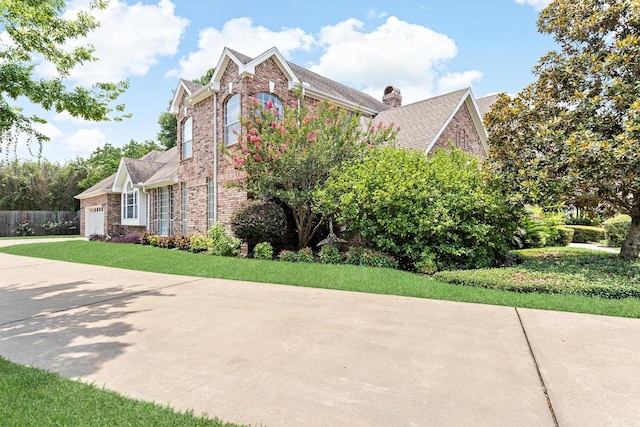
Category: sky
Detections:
[{"x1": 15, "y1": 0, "x2": 556, "y2": 162}]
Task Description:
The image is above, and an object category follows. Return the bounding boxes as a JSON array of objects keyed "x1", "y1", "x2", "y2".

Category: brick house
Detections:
[{"x1": 76, "y1": 46, "x2": 494, "y2": 238}]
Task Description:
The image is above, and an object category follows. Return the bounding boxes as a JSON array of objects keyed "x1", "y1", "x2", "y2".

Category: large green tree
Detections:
[
  {"x1": 0, "y1": 159, "x2": 86, "y2": 210},
  {"x1": 486, "y1": 0, "x2": 640, "y2": 259},
  {"x1": 78, "y1": 139, "x2": 161, "y2": 191},
  {"x1": 0, "y1": 0, "x2": 128, "y2": 154},
  {"x1": 226, "y1": 96, "x2": 398, "y2": 249}
]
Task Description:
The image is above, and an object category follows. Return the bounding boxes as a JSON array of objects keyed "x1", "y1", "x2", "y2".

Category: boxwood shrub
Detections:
[
  {"x1": 564, "y1": 225, "x2": 605, "y2": 243},
  {"x1": 603, "y1": 215, "x2": 631, "y2": 247}
]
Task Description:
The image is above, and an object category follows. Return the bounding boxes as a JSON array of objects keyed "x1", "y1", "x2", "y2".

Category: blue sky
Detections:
[{"x1": 17, "y1": 0, "x2": 555, "y2": 162}]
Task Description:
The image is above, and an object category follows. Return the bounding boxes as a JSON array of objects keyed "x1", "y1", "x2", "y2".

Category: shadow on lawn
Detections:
[{"x1": 0, "y1": 278, "x2": 172, "y2": 378}]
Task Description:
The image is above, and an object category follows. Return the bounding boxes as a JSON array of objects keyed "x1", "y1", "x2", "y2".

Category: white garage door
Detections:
[{"x1": 86, "y1": 206, "x2": 104, "y2": 237}]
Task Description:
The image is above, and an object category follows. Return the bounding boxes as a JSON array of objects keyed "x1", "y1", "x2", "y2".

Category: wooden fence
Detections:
[{"x1": 0, "y1": 210, "x2": 79, "y2": 237}]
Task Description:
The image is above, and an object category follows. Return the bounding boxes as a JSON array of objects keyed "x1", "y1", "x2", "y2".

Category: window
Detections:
[
  {"x1": 257, "y1": 92, "x2": 283, "y2": 118},
  {"x1": 181, "y1": 182, "x2": 188, "y2": 235},
  {"x1": 224, "y1": 94, "x2": 241, "y2": 146},
  {"x1": 182, "y1": 117, "x2": 193, "y2": 159},
  {"x1": 122, "y1": 181, "x2": 137, "y2": 220},
  {"x1": 153, "y1": 186, "x2": 174, "y2": 236},
  {"x1": 207, "y1": 177, "x2": 215, "y2": 229},
  {"x1": 456, "y1": 128, "x2": 468, "y2": 149}
]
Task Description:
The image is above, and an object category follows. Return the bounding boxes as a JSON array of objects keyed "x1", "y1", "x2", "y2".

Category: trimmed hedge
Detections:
[
  {"x1": 564, "y1": 225, "x2": 605, "y2": 243},
  {"x1": 556, "y1": 227, "x2": 574, "y2": 246},
  {"x1": 603, "y1": 215, "x2": 631, "y2": 247}
]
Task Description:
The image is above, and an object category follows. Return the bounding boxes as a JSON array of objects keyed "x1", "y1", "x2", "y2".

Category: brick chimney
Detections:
[{"x1": 382, "y1": 86, "x2": 402, "y2": 108}]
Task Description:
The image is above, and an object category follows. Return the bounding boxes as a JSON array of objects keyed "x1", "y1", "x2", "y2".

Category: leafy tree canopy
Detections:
[
  {"x1": 485, "y1": 0, "x2": 640, "y2": 259},
  {"x1": 0, "y1": 0, "x2": 129, "y2": 155},
  {"x1": 78, "y1": 139, "x2": 161, "y2": 191},
  {"x1": 225, "y1": 95, "x2": 398, "y2": 248}
]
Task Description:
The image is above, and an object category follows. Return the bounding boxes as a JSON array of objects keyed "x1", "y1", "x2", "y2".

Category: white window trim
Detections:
[
  {"x1": 121, "y1": 180, "x2": 139, "y2": 225},
  {"x1": 182, "y1": 117, "x2": 193, "y2": 159}
]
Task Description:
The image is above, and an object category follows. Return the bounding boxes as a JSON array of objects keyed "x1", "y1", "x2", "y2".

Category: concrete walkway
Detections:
[{"x1": 0, "y1": 244, "x2": 639, "y2": 426}]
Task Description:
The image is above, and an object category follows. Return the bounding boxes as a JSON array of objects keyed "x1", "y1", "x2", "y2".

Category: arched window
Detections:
[
  {"x1": 182, "y1": 117, "x2": 193, "y2": 159},
  {"x1": 257, "y1": 92, "x2": 283, "y2": 117},
  {"x1": 224, "y1": 94, "x2": 241, "y2": 146}
]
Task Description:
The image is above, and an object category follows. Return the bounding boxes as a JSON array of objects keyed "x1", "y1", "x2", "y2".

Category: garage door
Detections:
[{"x1": 86, "y1": 206, "x2": 104, "y2": 237}]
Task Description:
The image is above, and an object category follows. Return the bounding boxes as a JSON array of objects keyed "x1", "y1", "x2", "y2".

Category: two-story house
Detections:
[{"x1": 76, "y1": 46, "x2": 494, "y2": 238}]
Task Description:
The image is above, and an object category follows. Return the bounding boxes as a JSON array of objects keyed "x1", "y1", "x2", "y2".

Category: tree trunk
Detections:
[{"x1": 619, "y1": 215, "x2": 640, "y2": 260}]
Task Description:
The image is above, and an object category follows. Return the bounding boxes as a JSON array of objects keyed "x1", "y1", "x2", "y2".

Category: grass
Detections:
[
  {"x1": 1, "y1": 241, "x2": 640, "y2": 318},
  {"x1": 0, "y1": 357, "x2": 242, "y2": 426},
  {"x1": 0, "y1": 235, "x2": 82, "y2": 240},
  {"x1": 434, "y1": 247, "x2": 640, "y2": 299}
]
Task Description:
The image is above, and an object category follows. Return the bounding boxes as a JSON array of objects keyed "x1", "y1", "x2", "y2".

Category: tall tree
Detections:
[
  {"x1": 486, "y1": 0, "x2": 640, "y2": 259},
  {"x1": 0, "y1": 0, "x2": 129, "y2": 155},
  {"x1": 78, "y1": 139, "x2": 161, "y2": 190},
  {"x1": 225, "y1": 96, "x2": 398, "y2": 249}
]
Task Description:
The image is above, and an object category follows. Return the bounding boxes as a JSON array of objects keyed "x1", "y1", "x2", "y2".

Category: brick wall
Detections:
[
  {"x1": 431, "y1": 102, "x2": 487, "y2": 159},
  {"x1": 78, "y1": 193, "x2": 122, "y2": 236}
]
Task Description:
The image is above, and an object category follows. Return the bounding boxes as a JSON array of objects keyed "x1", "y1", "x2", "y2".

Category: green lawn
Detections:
[
  {"x1": 0, "y1": 357, "x2": 242, "y2": 427},
  {"x1": 1, "y1": 240, "x2": 639, "y2": 318},
  {"x1": 435, "y1": 247, "x2": 640, "y2": 299},
  {"x1": 0, "y1": 235, "x2": 83, "y2": 240}
]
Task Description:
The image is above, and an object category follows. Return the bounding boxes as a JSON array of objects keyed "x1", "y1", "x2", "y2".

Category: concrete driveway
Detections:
[{"x1": 1, "y1": 246, "x2": 639, "y2": 426}]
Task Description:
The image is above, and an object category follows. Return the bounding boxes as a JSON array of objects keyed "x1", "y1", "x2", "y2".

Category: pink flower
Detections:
[
  {"x1": 377, "y1": 121, "x2": 383, "y2": 129},
  {"x1": 397, "y1": 126, "x2": 401, "y2": 131},
  {"x1": 279, "y1": 126, "x2": 286, "y2": 136},
  {"x1": 266, "y1": 99, "x2": 274, "y2": 109},
  {"x1": 307, "y1": 132, "x2": 316, "y2": 142},
  {"x1": 280, "y1": 144, "x2": 287, "y2": 152},
  {"x1": 253, "y1": 153, "x2": 262, "y2": 161},
  {"x1": 271, "y1": 121, "x2": 277, "y2": 128}
]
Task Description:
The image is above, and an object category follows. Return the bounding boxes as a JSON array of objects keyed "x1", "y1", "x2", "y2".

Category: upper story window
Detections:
[
  {"x1": 182, "y1": 117, "x2": 193, "y2": 159},
  {"x1": 224, "y1": 94, "x2": 241, "y2": 146},
  {"x1": 257, "y1": 92, "x2": 283, "y2": 118},
  {"x1": 122, "y1": 181, "x2": 138, "y2": 220}
]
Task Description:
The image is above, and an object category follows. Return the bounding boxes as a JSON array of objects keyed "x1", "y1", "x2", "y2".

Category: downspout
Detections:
[
  {"x1": 213, "y1": 93, "x2": 218, "y2": 223},
  {"x1": 141, "y1": 184, "x2": 150, "y2": 232}
]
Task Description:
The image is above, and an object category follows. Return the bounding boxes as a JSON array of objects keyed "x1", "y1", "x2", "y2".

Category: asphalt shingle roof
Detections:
[{"x1": 375, "y1": 88, "x2": 470, "y2": 152}]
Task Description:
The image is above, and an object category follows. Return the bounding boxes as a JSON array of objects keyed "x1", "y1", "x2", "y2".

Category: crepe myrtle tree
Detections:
[
  {"x1": 486, "y1": 0, "x2": 640, "y2": 259},
  {"x1": 224, "y1": 94, "x2": 398, "y2": 249},
  {"x1": 0, "y1": 0, "x2": 129, "y2": 155}
]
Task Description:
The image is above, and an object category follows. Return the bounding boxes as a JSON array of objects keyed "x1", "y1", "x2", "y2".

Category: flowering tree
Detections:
[{"x1": 225, "y1": 95, "x2": 398, "y2": 248}]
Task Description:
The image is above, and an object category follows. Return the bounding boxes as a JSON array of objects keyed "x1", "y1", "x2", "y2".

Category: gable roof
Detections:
[
  {"x1": 375, "y1": 87, "x2": 489, "y2": 155},
  {"x1": 476, "y1": 93, "x2": 500, "y2": 118},
  {"x1": 75, "y1": 148, "x2": 178, "y2": 200},
  {"x1": 172, "y1": 46, "x2": 388, "y2": 116}
]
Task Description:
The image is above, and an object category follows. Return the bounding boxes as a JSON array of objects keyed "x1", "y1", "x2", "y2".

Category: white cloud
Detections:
[
  {"x1": 168, "y1": 17, "x2": 314, "y2": 79},
  {"x1": 514, "y1": 0, "x2": 552, "y2": 11},
  {"x1": 38, "y1": 0, "x2": 188, "y2": 85},
  {"x1": 62, "y1": 128, "x2": 109, "y2": 158},
  {"x1": 437, "y1": 70, "x2": 483, "y2": 94},
  {"x1": 311, "y1": 16, "x2": 467, "y2": 103}
]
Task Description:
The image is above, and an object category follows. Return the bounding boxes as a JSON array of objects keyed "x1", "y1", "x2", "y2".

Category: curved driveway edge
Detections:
[{"x1": 1, "y1": 249, "x2": 639, "y2": 426}]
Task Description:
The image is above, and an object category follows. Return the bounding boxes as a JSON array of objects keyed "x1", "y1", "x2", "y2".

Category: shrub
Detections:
[
  {"x1": 318, "y1": 245, "x2": 342, "y2": 264},
  {"x1": 109, "y1": 234, "x2": 141, "y2": 244},
  {"x1": 297, "y1": 247, "x2": 315, "y2": 263},
  {"x1": 40, "y1": 218, "x2": 78, "y2": 235},
  {"x1": 554, "y1": 227, "x2": 574, "y2": 246},
  {"x1": 253, "y1": 242, "x2": 274, "y2": 260},
  {"x1": 140, "y1": 232, "x2": 154, "y2": 246},
  {"x1": 415, "y1": 250, "x2": 438, "y2": 274},
  {"x1": 174, "y1": 235, "x2": 191, "y2": 251},
  {"x1": 14, "y1": 217, "x2": 35, "y2": 236},
  {"x1": 157, "y1": 235, "x2": 176, "y2": 249},
  {"x1": 189, "y1": 233, "x2": 209, "y2": 253},
  {"x1": 207, "y1": 223, "x2": 241, "y2": 257},
  {"x1": 603, "y1": 215, "x2": 631, "y2": 247},
  {"x1": 564, "y1": 225, "x2": 605, "y2": 243},
  {"x1": 89, "y1": 234, "x2": 107, "y2": 241},
  {"x1": 231, "y1": 200, "x2": 287, "y2": 247},
  {"x1": 279, "y1": 250, "x2": 298, "y2": 262},
  {"x1": 147, "y1": 235, "x2": 161, "y2": 247},
  {"x1": 316, "y1": 147, "x2": 518, "y2": 270},
  {"x1": 344, "y1": 246, "x2": 397, "y2": 269}
]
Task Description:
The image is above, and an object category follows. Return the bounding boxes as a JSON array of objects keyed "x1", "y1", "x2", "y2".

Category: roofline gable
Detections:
[
  {"x1": 111, "y1": 158, "x2": 132, "y2": 192},
  {"x1": 169, "y1": 79, "x2": 197, "y2": 114},
  {"x1": 423, "y1": 88, "x2": 489, "y2": 156}
]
